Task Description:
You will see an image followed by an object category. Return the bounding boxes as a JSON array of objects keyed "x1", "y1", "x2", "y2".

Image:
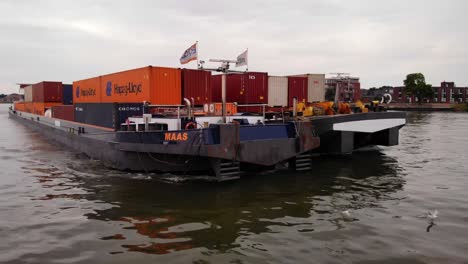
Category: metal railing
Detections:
[{"x1": 236, "y1": 103, "x2": 268, "y2": 122}]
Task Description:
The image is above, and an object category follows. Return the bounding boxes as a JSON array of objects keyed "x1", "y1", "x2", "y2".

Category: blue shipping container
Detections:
[
  {"x1": 116, "y1": 103, "x2": 145, "y2": 126},
  {"x1": 63, "y1": 84, "x2": 73, "y2": 105},
  {"x1": 74, "y1": 103, "x2": 144, "y2": 130}
]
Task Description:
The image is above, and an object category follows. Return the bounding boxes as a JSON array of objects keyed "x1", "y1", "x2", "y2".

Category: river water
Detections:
[{"x1": 0, "y1": 104, "x2": 467, "y2": 263}]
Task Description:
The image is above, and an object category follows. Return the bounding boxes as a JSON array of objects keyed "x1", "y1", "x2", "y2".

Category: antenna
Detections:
[
  {"x1": 196, "y1": 57, "x2": 247, "y2": 122},
  {"x1": 199, "y1": 59, "x2": 243, "y2": 73},
  {"x1": 193, "y1": 47, "x2": 248, "y2": 122},
  {"x1": 329, "y1": 73, "x2": 350, "y2": 79}
]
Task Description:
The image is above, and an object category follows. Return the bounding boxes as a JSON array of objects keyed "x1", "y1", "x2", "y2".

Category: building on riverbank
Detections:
[
  {"x1": 362, "y1": 82, "x2": 467, "y2": 104},
  {"x1": 0, "y1": 93, "x2": 23, "y2": 103},
  {"x1": 391, "y1": 82, "x2": 467, "y2": 104},
  {"x1": 325, "y1": 75, "x2": 361, "y2": 102}
]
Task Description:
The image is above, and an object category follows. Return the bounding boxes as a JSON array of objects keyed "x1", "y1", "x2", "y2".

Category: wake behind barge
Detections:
[{"x1": 9, "y1": 108, "x2": 405, "y2": 181}]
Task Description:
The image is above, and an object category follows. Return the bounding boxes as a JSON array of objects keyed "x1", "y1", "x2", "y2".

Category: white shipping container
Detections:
[
  {"x1": 268, "y1": 76, "x2": 288, "y2": 106},
  {"x1": 24, "y1": 85, "x2": 33, "y2": 102},
  {"x1": 307, "y1": 74, "x2": 326, "y2": 102}
]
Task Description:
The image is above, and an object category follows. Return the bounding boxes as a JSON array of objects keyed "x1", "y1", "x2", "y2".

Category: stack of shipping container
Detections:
[
  {"x1": 13, "y1": 65, "x2": 331, "y2": 127},
  {"x1": 72, "y1": 66, "x2": 182, "y2": 130},
  {"x1": 31, "y1": 81, "x2": 63, "y2": 115},
  {"x1": 211, "y1": 72, "x2": 326, "y2": 108},
  {"x1": 51, "y1": 83, "x2": 75, "y2": 121},
  {"x1": 17, "y1": 82, "x2": 64, "y2": 115}
]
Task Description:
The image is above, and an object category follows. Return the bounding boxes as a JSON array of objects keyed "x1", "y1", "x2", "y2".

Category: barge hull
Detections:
[
  {"x1": 9, "y1": 110, "x2": 320, "y2": 180},
  {"x1": 10, "y1": 111, "x2": 212, "y2": 172}
]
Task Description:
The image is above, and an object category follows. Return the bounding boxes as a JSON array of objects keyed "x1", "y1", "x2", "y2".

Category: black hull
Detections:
[
  {"x1": 9, "y1": 110, "x2": 320, "y2": 180},
  {"x1": 9, "y1": 110, "x2": 406, "y2": 180}
]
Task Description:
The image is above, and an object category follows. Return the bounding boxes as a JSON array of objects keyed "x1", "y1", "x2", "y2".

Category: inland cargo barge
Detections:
[
  {"x1": 8, "y1": 105, "x2": 405, "y2": 181},
  {"x1": 9, "y1": 65, "x2": 406, "y2": 181}
]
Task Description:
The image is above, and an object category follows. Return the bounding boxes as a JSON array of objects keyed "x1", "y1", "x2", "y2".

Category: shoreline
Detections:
[{"x1": 387, "y1": 103, "x2": 467, "y2": 112}]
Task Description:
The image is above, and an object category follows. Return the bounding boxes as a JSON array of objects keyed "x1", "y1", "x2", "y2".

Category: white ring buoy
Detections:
[
  {"x1": 380, "y1": 93, "x2": 392, "y2": 104},
  {"x1": 203, "y1": 104, "x2": 209, "y2": 113},
  {"x1": 209, "y1": 104, "x2": 215, "y2": 113}
]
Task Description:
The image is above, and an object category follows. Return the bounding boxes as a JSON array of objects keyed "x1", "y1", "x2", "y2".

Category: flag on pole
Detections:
[
  {"x1": 180, "y1": 42, "x2": 198, "y2": 65},
  {"x1": 236, "y1": 49, "x2": 248, "y2": 67}
]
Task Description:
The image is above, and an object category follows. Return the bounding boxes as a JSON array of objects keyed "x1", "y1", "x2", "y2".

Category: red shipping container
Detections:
[
  {"x1": 226, "y1": 72, "x2": 268, "y2": 104},
  {"x1": 211, "y1": 73, "x2": 268, "y2": 104},
  {"x1": 52, "y1": 105, "x2": 75, "y2": 121},
  {"x1": 182, "y1": 69, "x2": 212, "y2": 105},
  {"x1": 32, "y1": 81, "x2": 63, "y2": 102},
  {"x1": 211, "y1": 75, "x2": 222, "y2": 102},
  {"x1": 237, "y1": 105, "x2": 263, "y2": 113},
  {"x1": 226, "y1": 74, "x2": 243, "y2": 103},
  {"x1": 244, "y1": 72, "x2": 268, "y2": 104},
  {"x1": 288, "y1": 77, "x2": 308, "y2": 106}
]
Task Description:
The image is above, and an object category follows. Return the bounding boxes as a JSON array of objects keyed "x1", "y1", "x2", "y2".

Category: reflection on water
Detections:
[
  {"x1": 26, "y1": 149, "x2": 404, "y2": 256},
  {"x1": 2, "y1": 105, "x2": 468, "y2": 263}
]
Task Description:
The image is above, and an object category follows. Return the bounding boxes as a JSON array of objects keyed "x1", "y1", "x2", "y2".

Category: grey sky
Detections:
[{"x1": 1, "y1": 0, "x2": 467, "y2": 94}]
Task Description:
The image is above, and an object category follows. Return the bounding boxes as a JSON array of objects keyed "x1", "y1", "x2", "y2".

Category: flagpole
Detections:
[
  {"x1": 246, "y1": 48, "x2": 248, "y2": 72},
  {"x1": 196, "y1": 41, "x2": 199, "y2": 69}
]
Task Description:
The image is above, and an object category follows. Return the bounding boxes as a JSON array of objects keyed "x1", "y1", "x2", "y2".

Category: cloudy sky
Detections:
[{"x1": 1, "y1": 0, "x2": 467, "y2": 93}]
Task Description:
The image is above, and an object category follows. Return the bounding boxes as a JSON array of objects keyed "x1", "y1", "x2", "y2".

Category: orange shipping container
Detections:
[
  {"x1": 73, "y1": 77, "x2": 101, "y2": 103},
  {"x1": 214, "y1": 103, "x2": 237, "y2": 116},
  {"x1": 151, "y1": 67, "x2": 181, "y2": 105},
  {"x1": 14, "y1": 102, "x2": 25, "y2": 112},
  {"x1": 73, "y1": 66, "x2": 181, "y2": 104},
  {"x1": 101, "y1": 67, "x2": 151, "y2": 103},
  {"x1": 101, "y1": 66, "x2": 181, "y2": 104},
  {"x1": 32, "y1": 102, "x2": 62, "y2": 116},
  {"x1": 25, "y1": 102, "x2": 33, "y2": 113}
]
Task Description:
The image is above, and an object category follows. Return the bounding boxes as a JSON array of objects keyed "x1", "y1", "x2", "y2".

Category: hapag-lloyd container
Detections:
[
  {"x1": 74, "y1": 66, "x2": 181, "y2": 104},
  {"x1": 182, "y1": 69, "x2": 212, "y2": 105},
  {"x1": 100, "y1": 66, "x2": 181, "y2": 104},
  {"x1": 74, "y1": 103, "x2": 144, "y2": 130},
  {"x1": 52, "y1": 105, "x2": 75, "y2": 121},
  {"x1": 101, "y1": 67, "x2": 151, "y2": 103},
  {"x1": 32, "y1": 81, "x2": 63, "y2": 102},
  {"x1": 268, "y1": 76, "x2": 288, "y2": 106},
  {"x1": 73, "y1": 77, "x2": 101, "y2": 103},
  {"x1": 288, "y1": 77, "x2": 308, "y2": 106}
]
